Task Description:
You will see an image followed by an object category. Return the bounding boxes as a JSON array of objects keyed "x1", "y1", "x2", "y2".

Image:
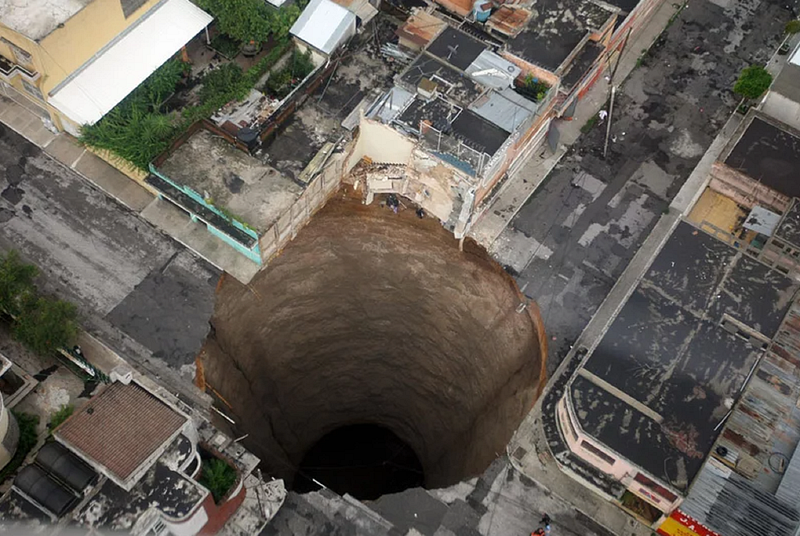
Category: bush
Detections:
[
  {"x1": 733, "y1": 65, "x2": 773, "y2": 100},
  {"x1": 14, "y1": 296, "x2": 78, "y2": 357},
  {"x1": 210, "y1": 34, "x2": 242, "y2": 59},
  {"x1": 264, "y1": 48, "x2": 315, "y2": 99},
  {"x1": 199, "y1": 458, "x2": 238, "y2": 503},
  {"x1": 517, "y1": 74, "x2": 550, "y2": 102},
  {"x1": 0, "y1": 412, "x2": 40, "y2": 484},
  {"x1": 200, "y1": 63, "x2": 249, "y2": 108},
  {"x1": 0, "y1": 250, "x2": 38, "y2": 318},
  {"x1": 786, "y1": 20, "x2": 800, "y2": 35},
  {"x1": 196, "y1": 0, "x2": 301, "y2": 43},
  {"x1": 80, "y1": 59, "x2": 189, "y2": 170},
  {"x1": 48, "y1": 404, "x2": 74, "y2": 433}
]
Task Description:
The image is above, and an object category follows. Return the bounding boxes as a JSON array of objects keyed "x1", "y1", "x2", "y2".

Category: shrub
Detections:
[
  {"x1": 14, "y1": 296, "x2": 78, "y2": 357},
  {"x1": 199, "y1": 458, "x2": 238, "y2": 503},
  {"x1": 210, "y1": 34, "x2": 242, "y2": 59},
  {"x1": 0, "y1": 412, "x2": 40, "y2": 484},
  {"x1": 786, "y1": 20, "x2": 800, "y2": 35},
  {"x1": 733, "y1": 65, "x2": 773, "y2": 100},
  {"x1": 196, "y1": 0, "x2": 301, "y2": 43},
  {"x1": 80, "y1": 59, "x2": 189, "y2": 170},
  {"x1": 200, "y1": 63, "x2": 249, "y2": 108},
  {"x1": 48, "y1": 404, "x2": 74, "y2": 433},
  {"x1": 517, "y1": 74, "x2": 550, "y2": 102},
  {"x1": 264, "y1": 48, "x2": 315, "y2": 99},
  {"x1": 0, "y1": 250, "x2": 38, "y2": 318}
]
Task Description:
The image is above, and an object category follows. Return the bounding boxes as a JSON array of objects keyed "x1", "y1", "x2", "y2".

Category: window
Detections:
[
  {"x1": 1, "y1": 38, "x2": 32, "y2": 66},
  {"x1": 145, "y1": 519, "x2": 169, "y2": 535},
  {"x1": 580, "y1": 440, "x2": 615, "y2": 465},
  {"x1": 634, "y1": 472, "x2": 678, "y2": 502},
  {"x1": 121, "y1": 0, "x2": 148, "y2": 18},
  {"x1": 22, "y1": 80, "x2": 43, "y2": 101}
]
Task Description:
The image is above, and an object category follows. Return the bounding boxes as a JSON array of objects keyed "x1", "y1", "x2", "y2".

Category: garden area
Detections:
[
  {"x1": 79, "y1": 0, "x2": 315, "y2": 172},
  {"x1": 197, "y1": 447, "x2": 239, "y2": 504}
]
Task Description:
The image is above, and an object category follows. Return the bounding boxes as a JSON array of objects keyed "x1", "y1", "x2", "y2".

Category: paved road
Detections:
[
  {"x1": 493, "y1": 0, "x2": 789, "y2": 373},
  {"x1": 0, "y1": 124, "x2": 219, "y2": 387}
]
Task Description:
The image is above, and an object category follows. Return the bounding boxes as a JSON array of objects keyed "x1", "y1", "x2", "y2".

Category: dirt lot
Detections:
[{"x1": 199, "y1": 188, "x2": 547, "y2": 493}]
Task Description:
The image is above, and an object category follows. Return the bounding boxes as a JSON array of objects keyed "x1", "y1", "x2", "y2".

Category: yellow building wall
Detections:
[
  {"x1": 0, "y1": 0, "x2": 162, "y2": 123},
  {"x1": 37, "y1": 0, "x2": 163, "y2": 95}
]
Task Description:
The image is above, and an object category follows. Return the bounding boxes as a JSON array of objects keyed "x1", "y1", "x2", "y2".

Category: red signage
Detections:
[{"x1": 657, "y1": 510, "x2": 721, "y2": 536}]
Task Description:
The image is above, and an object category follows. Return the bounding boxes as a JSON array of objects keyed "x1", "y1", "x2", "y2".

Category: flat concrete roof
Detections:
[
  {"x1": 573, "y1": 221, "x2": 799, "y2": 491},
  {"x1": 771, "y1": 60, "x2": 800, "y2": 104},
  {"x1": 0, "y1": 0, "x2": 93, "y2": 41},
  {"x1": 506, "y1": 0, "x2": 614, "y2": 72},
  {"x1": 159, "y1": 129, "x2": 303, "y2": 234},
  {"x1": 725, "y1": 116, "x2": 800, "y2": 198},
  {"x1": 776, "y1": 199, "x2": 800, "y2": 248}
]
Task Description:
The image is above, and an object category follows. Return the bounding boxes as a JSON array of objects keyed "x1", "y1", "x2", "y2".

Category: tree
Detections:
[
  {"x1": 786, "y1": 20, "x2": 800, "y2": 35},
  {"x1": 14, "y1": 296, "x2": 78, "y2": 356},
  {"x1": 196, "y1": 0, "x2": 274, "y2": 44},
  {"x1": 733, "y1": 65, "x2": 773, "y2": 100},
  {"x1": 0, "y1": 250, "x2": 38, "y2": 317}
]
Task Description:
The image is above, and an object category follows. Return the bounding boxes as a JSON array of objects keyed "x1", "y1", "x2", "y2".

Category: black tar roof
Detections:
[
  {"x1": 452, "y1": 109, "x2": 509, "y2": 155},
  {"x1": 725, "y1": 116, "x2": 800, "y2": 198},
  {"x1": 506, "y1": 0, "x2": 614, "y2": 72},
  {"x1": 426, "y1": 26, "x2": 487, "y2": 71},
  {"x1": 400, "y1": 54, "x2": 482, "y2": 105},
  {"x1": 573, "y1": 221, "x2": 799, "y2": 490},
  {"x1": 561, "y1": 43, "x2": 603, "y2": 90},
  {"x1": 776, "y1": 199, "x2": 800, "y2": 248}
]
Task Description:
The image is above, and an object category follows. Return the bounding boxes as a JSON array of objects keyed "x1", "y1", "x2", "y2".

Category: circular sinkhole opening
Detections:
[
  {"x1": 198, "y1": 190, "x2": 547, "y2": 499},
  {"x1": 293, "y1": 423, "x2": 424, "y2": 500}
]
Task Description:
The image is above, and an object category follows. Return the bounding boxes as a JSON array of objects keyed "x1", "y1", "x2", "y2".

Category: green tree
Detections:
[
  {"x1": 199, "y1": 458, "x2": 238, "y2": 503},
  {"x1": 786, "y1": 20, "x2": 800, "y2": 35},
  {"x1": 0, "y1": 250, "x2": 38, "y2": 317},
  {"x1": 197, "y1": 0, "x2": 274, "y2": 43},
  {"x1": 14, "y1": 296, "x2": 78, "y2": 356},
  {"x1": 733, "y1": 65, "x2": 773, "y2": 100}
]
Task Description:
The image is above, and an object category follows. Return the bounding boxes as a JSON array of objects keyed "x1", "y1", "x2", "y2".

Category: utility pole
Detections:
[{"x1": 603, "y1": 85, "x2": 616, "y2": 159}]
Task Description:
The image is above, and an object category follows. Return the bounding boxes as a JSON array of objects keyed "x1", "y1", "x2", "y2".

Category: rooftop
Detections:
[
  {"x1": 74, "y1": 440, "x2": 207, "y2": 530},
  {"x1": 396, "y1": 10, "x2": 447, "y2": 48},
  {"x1": 506, "y1": 0, "x2": 615, "y2": 72},
  {"x1": 426, "y1": 26, "x2": 487, "y2": 70},
  {"x1": 0, "y1": 0, "x2": 92, "y2": 41},
  {"x1": 55, "y1": 381, "x2": 188, "y2": 488},
  {"x1": 775, "y1": 198, "x2": 800, "y2": 248},
  {"x1": 290, "y1": 0, "x2": 356, "y2": 55},
  {"x1": 771, "y1": 62, "x2": 800, "y2": 105},
  {"x1": 724, "y1": 115, "x2": 800, "y2": 198},
  {"x1": 399, "y1": 54, "x2": 483, "y2": 105},
  {"x1": 572, "y1": 221, "x2": 799, "y2": 490},
  {"x1": 158, "y1": 128, "x2": 303, "y2": 234}
]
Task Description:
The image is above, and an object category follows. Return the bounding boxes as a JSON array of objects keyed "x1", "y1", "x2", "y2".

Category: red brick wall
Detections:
[{"x1": 198, "y1": 480, "x2": 247, "y2": 536}]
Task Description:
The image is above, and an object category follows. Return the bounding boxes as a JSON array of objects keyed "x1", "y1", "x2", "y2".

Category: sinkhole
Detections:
[{"x1": 198, "y1": 190, "x2": 547, "y2": 500}]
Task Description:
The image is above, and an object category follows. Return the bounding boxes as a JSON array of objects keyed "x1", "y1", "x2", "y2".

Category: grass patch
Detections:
[
  {"x1": 0, "y1": 412, "x2": 40, "y2": 484},
  {"x1": 581, "y1": 115, "x2": 599, "y2": 134},
  {"x1": 48, "y1": 404, "x2": 74, "y2": 434},
  {"x1": 199, "y1": 458, "x2": 238, "y2": 503}
]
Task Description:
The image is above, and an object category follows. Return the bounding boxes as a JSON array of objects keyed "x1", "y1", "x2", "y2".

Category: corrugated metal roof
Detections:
[
  {"x1": 290, "y1": 0, "x2": 356, "y2": 55},
  {"x1": 469, "y1": 87, "x2": 536, "y2": 132},
  {"x1": 465, "y1": 49, "x2": 521, "y2": 90},
  {"x1": 680, "y1": 458, "x2": 800, "y2": 536},
  {"x1": 367, "y1": 86, "x2": 415, "y2": 124},
  {"x1": 48, "y1": 0, "x2": 212, "y2": 126},
  {"x1": 743, "y1": 206, "x2": 781, "y2": 236}
]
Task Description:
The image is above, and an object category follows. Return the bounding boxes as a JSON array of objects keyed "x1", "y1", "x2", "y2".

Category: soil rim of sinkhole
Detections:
[{"x1": 197, "y1": 186, "x2": 548, "y2": 499}]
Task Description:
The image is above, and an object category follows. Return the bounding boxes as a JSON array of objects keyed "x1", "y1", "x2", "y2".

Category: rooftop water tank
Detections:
[{"x1": 473, "y1": 0, "x2": 492, "y2": 22}]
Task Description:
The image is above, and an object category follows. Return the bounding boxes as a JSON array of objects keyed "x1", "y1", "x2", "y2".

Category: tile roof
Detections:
[{"x1": 56, "y1": 382, "x2": 187, "y2": 486}]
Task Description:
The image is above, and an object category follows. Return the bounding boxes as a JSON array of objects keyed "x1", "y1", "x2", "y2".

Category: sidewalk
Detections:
[
  {"x1": 469, "y1": 0, "x2": 683, "y2": 248},
  {"x1": 0, "y1": 95, "x2": 259, "y2": 284},
  {"x1": 505, "y1": 95, "x2": 746, "y2": 536}
]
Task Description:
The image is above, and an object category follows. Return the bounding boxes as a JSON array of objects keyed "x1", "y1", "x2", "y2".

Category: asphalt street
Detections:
[
  {"x1": 0, "y1": 124, "x2": 219, "y2": 386},
  {"x1": 495, "y1": 0, "x2": 789, "y2": 373}
]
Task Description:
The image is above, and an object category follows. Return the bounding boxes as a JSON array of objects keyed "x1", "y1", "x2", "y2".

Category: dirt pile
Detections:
[{"x1": 198, "y1": 189, "x2": 547, "y2": 498}]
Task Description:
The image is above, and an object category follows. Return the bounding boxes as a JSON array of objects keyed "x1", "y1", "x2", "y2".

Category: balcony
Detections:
[{"x1": 0, "y1": 54, "x2": 39, "y2": 82}]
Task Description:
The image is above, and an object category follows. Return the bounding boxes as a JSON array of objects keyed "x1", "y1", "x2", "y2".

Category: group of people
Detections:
[{"x1": 531, "y1": 514, "x2": 551, "y2": 536}]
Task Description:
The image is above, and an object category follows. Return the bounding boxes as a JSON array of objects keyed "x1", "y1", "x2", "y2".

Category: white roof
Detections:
[
  {"x1": 290, "y1": 0, "x2": 356, "y2": 55},
  {"x1": 48, "y1": 0, "x2": 212, "y2": 126},
  {"x1": 790, "y1": 45, "x2": 800, "y2": 67},
  {"x1": 744, "y1": 205, "x2": 781, "y2": 236}
]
